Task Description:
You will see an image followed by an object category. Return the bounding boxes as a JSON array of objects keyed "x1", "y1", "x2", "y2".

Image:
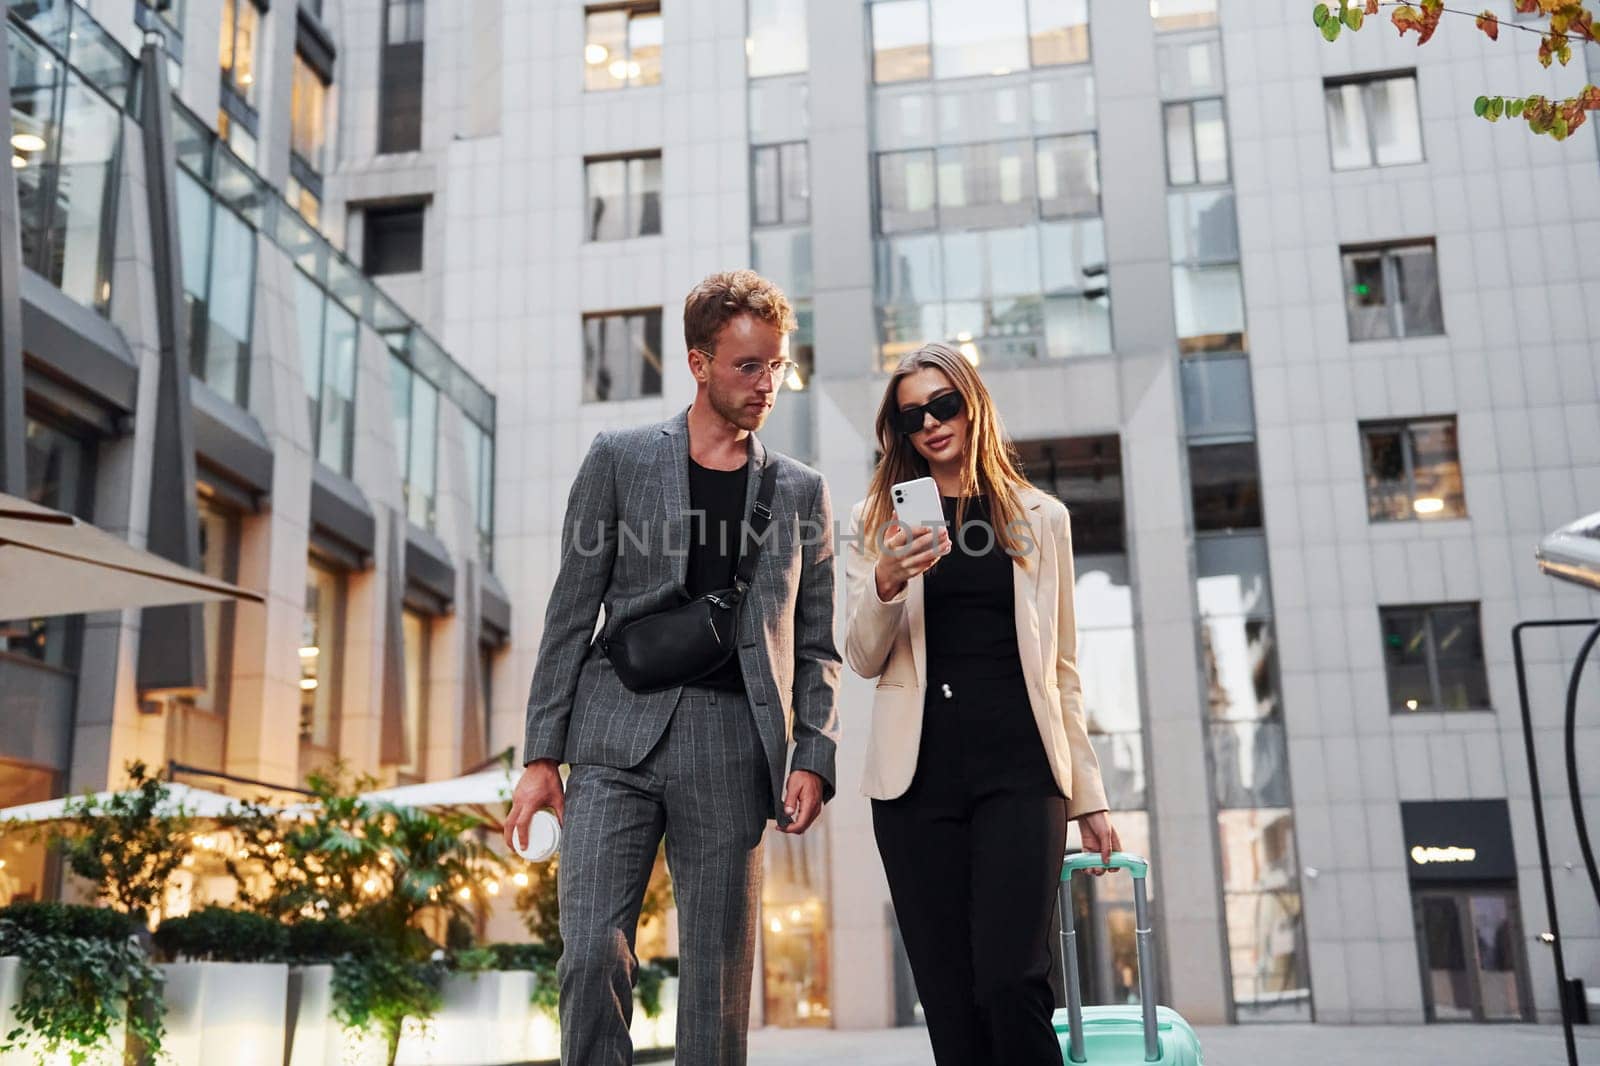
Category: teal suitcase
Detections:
[{"x1": 1054, "y1": 852, "x2": 1204, "y2": 1065}]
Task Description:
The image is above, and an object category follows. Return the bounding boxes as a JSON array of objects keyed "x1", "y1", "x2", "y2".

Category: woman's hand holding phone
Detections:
[{"x1": 873, "y1": 520, "x2": 950, "y2": 601}]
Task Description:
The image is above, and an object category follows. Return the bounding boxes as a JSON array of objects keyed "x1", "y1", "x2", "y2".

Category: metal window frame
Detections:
[
  {"x1": 583, "y1": 151, "x2": 663, "y2": 241},
  {"x1": 1162, "y1": 95, "x2": 1231, "y2": 189},
  {"x1": 583, "y1": 1, "x2": 662, "y2": 91},
  {"x1": 579, "y1": 306, "x2": 664, "y2": 403},
  {"x1": 750, "y1": 140, "x2": 810, "y2": 228},
  {"x1": 866, "y1": 0, "x2": 1092, "y2": 85},
  {"x1": 1323, "y1": 69, "x2": 1426, "y2": 172}
]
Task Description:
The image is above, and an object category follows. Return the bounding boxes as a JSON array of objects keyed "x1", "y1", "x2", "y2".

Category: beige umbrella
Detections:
[
  {"x1": 0, "y1": 492, "x2": 263, "y2": 617},
  {"x1": 357, "y1": 765, "x2": 519, "y2": 828}
]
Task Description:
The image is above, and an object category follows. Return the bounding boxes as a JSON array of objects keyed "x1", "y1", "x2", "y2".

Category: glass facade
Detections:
[
  {"x1": 8, "y1": 20, "x2": 124, "y2": 313},
  {"x1": 177, "y1": 169, "x2": 257, "y2": 406},
  {"x1": 219, "y1": 0, "x2": 261, "y2": 108},
  {"x1": 869, "y1": 0, "x2": 1088, "y2": 83},
  {"x1": 1380, "y1": 603, "x2": 1491, "y2": 712},
  {"x1": 1157, "y1": 9, "x2": 1309, "y2": 1021},
  {"x1": 399, "y1": 607, "x2": 430, "y2": 780},
  {"x1": 291, "y1": 50, "x2": 328, "y2": 171},
  {"x1": 1324, "y1": 72, "x2": 1424, "y2": 170},
  {"x1": 294, "y1": 268, "x2": 359, "y2": 476},
  {"x1": 390, "y1": 355, "x2": 440, "y2": 529}
]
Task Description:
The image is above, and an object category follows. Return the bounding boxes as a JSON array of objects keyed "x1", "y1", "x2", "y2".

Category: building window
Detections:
[
  {"x1": 219, "y1": 0, "x2": 262, "y2": 109},
  {"x1": 1015, "y1": 434, "x2": 1124, "y2": 553},
  {"x1": 380, "y1": 0, "x2": 425, "y2": 153},
  {"x1": 1341, "y1": 240, "x2": 1443, "y2": 340},
  {"x1": 300, "y1": 560, "x2": 346, "y2": 751},
  {"x1": 1381, "y1": 603, "x2": 1490, "y2": 712},
  {"x1": 1036, "y1": 133, "x2": 1099, "y2": 218},
  {"x1": 463, "y1": 418, "x2": 496, "y2": 566},
  {"x1": 1324, "y1": 71, "x2": 1424, "y2": 170},
  {"x1": 177, "y1": 170, "x2": 256, "y2": 407},
  {"x1": 747, "y1": 0, "x2": 808, "y2": 77},
  {"x1": 583, "y1": 309, "x2": 663, "y2": 403},
  {"x1": 869, "y1": 0, "x2": 1087, "y2": 82},
  {"x1": 1150, "y1": 0, "x2": 1218, "y2": 32},
  {"x1": 752, "y1": 142, "x2": 809, "y2": 226},
  {"x1": 363, "y1": 202, "x2": 426, "y2": 274},
  {"x1": 585, "y1": 3, "x2": 662, "y2": 90},
  {"x1": 1165, "y1": 98, "x2": 1229, "y2": 186},
  {"x1": 399, "y1": 607, "x2": 430, "y2": 780},
  {"x1": 390, "y1": 357, "x2": 440, "y2": 528},
  {"x1": 1029, "y1": 0, "x2": 1089, "y2": 66},
  {"x1": 585, "y1": 153, "x2": 662, "y2": 241},
  {"x1": 871, "y1": 0, "x2": 932, "y2": 83},
  {"x1": 291, "y1": 51, "x2": 329, "y2": 172},
  {"x1": 1189, "y1": 441, "x2": 1262, "y2": 532},
  {"x1": 1360, "y1": 416, "x2": 1466, "y2": 522},
  {"x1": 295, "y1": 271, "x2": 359, "y2": 477}
]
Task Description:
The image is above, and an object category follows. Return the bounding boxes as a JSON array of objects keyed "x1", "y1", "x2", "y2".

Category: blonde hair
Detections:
[
  {"x1": 683, "y1": 270, "x2": 796, "y2": 353},
  {"x1": 862, "y1": 343, "x2": 1036, "y2": 567}
]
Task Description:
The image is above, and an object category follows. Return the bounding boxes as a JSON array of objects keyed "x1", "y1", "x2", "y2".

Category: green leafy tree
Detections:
[
  {"x1": 47, "y1": 761, "x2": 196, "y2": 928},
  {"x1": 1313, "y1": 0, "x2": 1600, "y2": 139}
]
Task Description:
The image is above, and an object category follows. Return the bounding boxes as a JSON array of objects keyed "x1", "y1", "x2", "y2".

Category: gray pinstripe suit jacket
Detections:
[{"x1": 522, "y1": 407, "x2": 843, "y2": 814}]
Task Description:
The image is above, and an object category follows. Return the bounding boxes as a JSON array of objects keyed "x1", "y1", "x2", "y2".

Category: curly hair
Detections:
[{"x1": 683, "y1": 270, "x2": 796, "y2": 354}]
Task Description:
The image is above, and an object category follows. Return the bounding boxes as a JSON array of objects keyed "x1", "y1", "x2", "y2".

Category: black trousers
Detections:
[{"x1": 873, "y1": 673, "x2": 1068, "y2": 1066}]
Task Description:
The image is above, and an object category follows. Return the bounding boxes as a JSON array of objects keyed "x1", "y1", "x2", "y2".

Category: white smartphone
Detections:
[{"x1": 891, "y1": 476, "x2": 946, "y2": 537}]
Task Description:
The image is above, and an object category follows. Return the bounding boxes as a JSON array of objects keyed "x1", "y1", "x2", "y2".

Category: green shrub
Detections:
[
  {"x1": 0, "y1": 901, "x2": 137, "y2": 942},
  {"x1": 154, "y1": 907, "x2": 289, "y2": 963},
  {"x1": 0, "y1": 911, "x2": 165, "y2": 1062}
]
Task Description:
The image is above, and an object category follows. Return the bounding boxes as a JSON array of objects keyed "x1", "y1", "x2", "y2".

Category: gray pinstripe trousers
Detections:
[{"x1": 557, "y1": 685, "x2": 769, "y2": 1066}]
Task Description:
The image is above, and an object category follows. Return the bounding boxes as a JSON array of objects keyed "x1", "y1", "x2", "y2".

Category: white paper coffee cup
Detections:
[{"x1": 512, "y1": 809, "x2": 561, "y2": 862}]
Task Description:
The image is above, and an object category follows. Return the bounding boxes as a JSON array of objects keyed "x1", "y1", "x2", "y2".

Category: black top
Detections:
[
  {"x1": 684, "y1": 455, "x2": 749, "y2": 691},
  {"x1": 923, "y1": 494, "x2": 1026, "y2": 682}
]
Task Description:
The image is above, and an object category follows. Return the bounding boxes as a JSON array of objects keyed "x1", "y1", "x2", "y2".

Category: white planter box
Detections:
[
  {"x1": 284, "y1": 964, "x2": 388, "y2": 1066},
  {"x1": 394, "y1": 970, "x2": 536, "y2": 1066},
  {"x1": 0, "y1": 954, "x2": 126, "y2": 1066},
  {"x1": 160, "y1": 961, "x2": 288, "y2": 1066}
]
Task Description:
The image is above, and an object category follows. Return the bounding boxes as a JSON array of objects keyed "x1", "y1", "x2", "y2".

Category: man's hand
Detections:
[
  {"x1": 1077, "y1": 810, "x2": 1121, "y2": 877},
  {"x1": 504, "y1": 759, "x2": 565, "y2": 852},
  {"x1": 778, "y1": 770, "x2": 824, "y2": 835}
]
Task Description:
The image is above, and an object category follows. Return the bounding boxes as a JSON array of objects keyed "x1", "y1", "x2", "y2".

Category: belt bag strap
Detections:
[{"x1": 730, "y1": 457, "x2": 779, "y2": 600}]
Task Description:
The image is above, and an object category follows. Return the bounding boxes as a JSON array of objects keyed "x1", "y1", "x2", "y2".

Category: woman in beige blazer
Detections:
[{"x1": 845, "y1": 343, "x2": 1120, "y2": 1065}]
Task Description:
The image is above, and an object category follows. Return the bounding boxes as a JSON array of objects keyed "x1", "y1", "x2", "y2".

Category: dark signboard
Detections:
[{"x1": 1400, "y1": 799, "x2": 1517, "y2": 883}]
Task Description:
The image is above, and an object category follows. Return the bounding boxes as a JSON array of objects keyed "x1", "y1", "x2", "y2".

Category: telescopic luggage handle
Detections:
[{"x1": 1058, "y1": 850, "x2": 1160, "y2": 1064}]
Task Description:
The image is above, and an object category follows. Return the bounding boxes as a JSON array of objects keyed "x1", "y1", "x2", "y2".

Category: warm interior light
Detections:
[
  {"x1": 1413, "y1": 497, "x2": 1444, "y2": 514},
  {"x1": 1405, "y1": 699, "x2": 1419, "y2": 710},
  {"x1": 485, "y1": 880, "x2": 500, "y2": 896},
  {"x1": 785, "y1": 365, "x2": 806, "y2": 391},
  {"x1": 585, "y1": 43, "x2": 609, "y2": 65},
  {"x1": 299, "y1": 645, "x2": 320, "y2": 658},
  {"x1": 10, "y1": 156, "x2": 24, "y2": 170},
  {"x1": 457, "y1": 885, "x2": 472, "y2": 900},
  {"x1": 768, "y1": 917, "x2": 782, "y2": 933},
  {"x1": 512, "y1": 872, "x2": 530, "y2": 887},
  {"x1": 958, "y1": 341, "x2": 980, "y2": 366},
  {"x1": 300, "y1": 678, "x2": 318, "y2": 690},
  {"x1": 608, "y1": 58, "x2": 629, "y2": 80},
  {"x1": 10, "y1": 132, "x2": 45, "y2": 152},
  {"x1": 363, "y1": 879, "x2": 380, "y2": 894}
]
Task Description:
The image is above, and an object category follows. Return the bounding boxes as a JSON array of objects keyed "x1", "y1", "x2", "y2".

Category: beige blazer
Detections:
[{"x1": 844, "y1": 485, "x2": 1109, "y2": 818}]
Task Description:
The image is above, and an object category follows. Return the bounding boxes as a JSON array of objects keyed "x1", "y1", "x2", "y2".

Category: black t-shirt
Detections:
[
  {"x1": 922, "y1": 494, "x2": 1025, "y2": 682},
  {"x1": 684, "y1": 455, "x2": 749, "y2": 691}
]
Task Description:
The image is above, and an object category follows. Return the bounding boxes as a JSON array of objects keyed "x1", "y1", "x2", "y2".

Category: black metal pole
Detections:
[
  {"x1": 165, "y1": 759, "x2": 317, "y2": 797},
  {"x1": 1563, "y1": 621, "x2": 1600, "y2": 912},
  {"x1": 1512, "y1": 618, "x2": 1597, "y2": 1066}
]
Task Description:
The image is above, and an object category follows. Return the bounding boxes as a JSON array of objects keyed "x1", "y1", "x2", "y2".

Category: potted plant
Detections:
[
  {"x1": 0, "y1": 901, "x2": 163, "y2": 1065},
  {"x1": 224, "y1": 767, "x2": 500, "y2": 1066},
  {"x1": 152, "y1": 907, "x2": 292, "y2": 1066}
]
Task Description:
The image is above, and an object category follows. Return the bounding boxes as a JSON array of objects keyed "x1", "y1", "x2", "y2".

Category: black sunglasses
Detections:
[{"x1": 893, "y1": 391, "x2": 964, "y2": 435}]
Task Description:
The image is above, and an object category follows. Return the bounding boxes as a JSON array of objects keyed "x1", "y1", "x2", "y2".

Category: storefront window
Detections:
[
  {"x1": 400, "y1": 608, "x2": 429, "y2": 780},
  {"x1": 0, "y1": 761, "x2": 58, "y2": 905},
  {"x1": 762, "y1": 828, "x2": 831, "y2": 1026}
]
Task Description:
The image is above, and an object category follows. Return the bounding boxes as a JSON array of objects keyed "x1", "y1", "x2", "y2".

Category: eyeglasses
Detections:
[
  {"x1": 893, "y1": 390, "x2": 964, "y2": 435},
  {"x1": 694, "y1": 349, "x2": 796, "y2": 382}
]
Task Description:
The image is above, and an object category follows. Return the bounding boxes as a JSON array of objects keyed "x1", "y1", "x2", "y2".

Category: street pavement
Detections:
[{"x1": 735, "y1": 1021, "x2": 1600, "y2": 1065}]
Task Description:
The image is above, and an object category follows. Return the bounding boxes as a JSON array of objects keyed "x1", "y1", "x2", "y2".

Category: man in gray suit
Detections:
[{"x1": 505, "y1": 270, "x2": 842, "y2": 1065}]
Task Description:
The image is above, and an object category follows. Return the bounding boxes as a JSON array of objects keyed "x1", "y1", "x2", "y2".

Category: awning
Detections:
[
  {"x1": 0, "y1": 782, "x2": 257, "y2": 825},
  {"x1": 0, "y1": 491, "x2": 264, "y2": 618},
  {"x1": 358, "y1": 765, "x2": 518, "y2": 828},
  {"x1": 1536, "y1": 510, "x2": 1600, "y2": 593}
]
